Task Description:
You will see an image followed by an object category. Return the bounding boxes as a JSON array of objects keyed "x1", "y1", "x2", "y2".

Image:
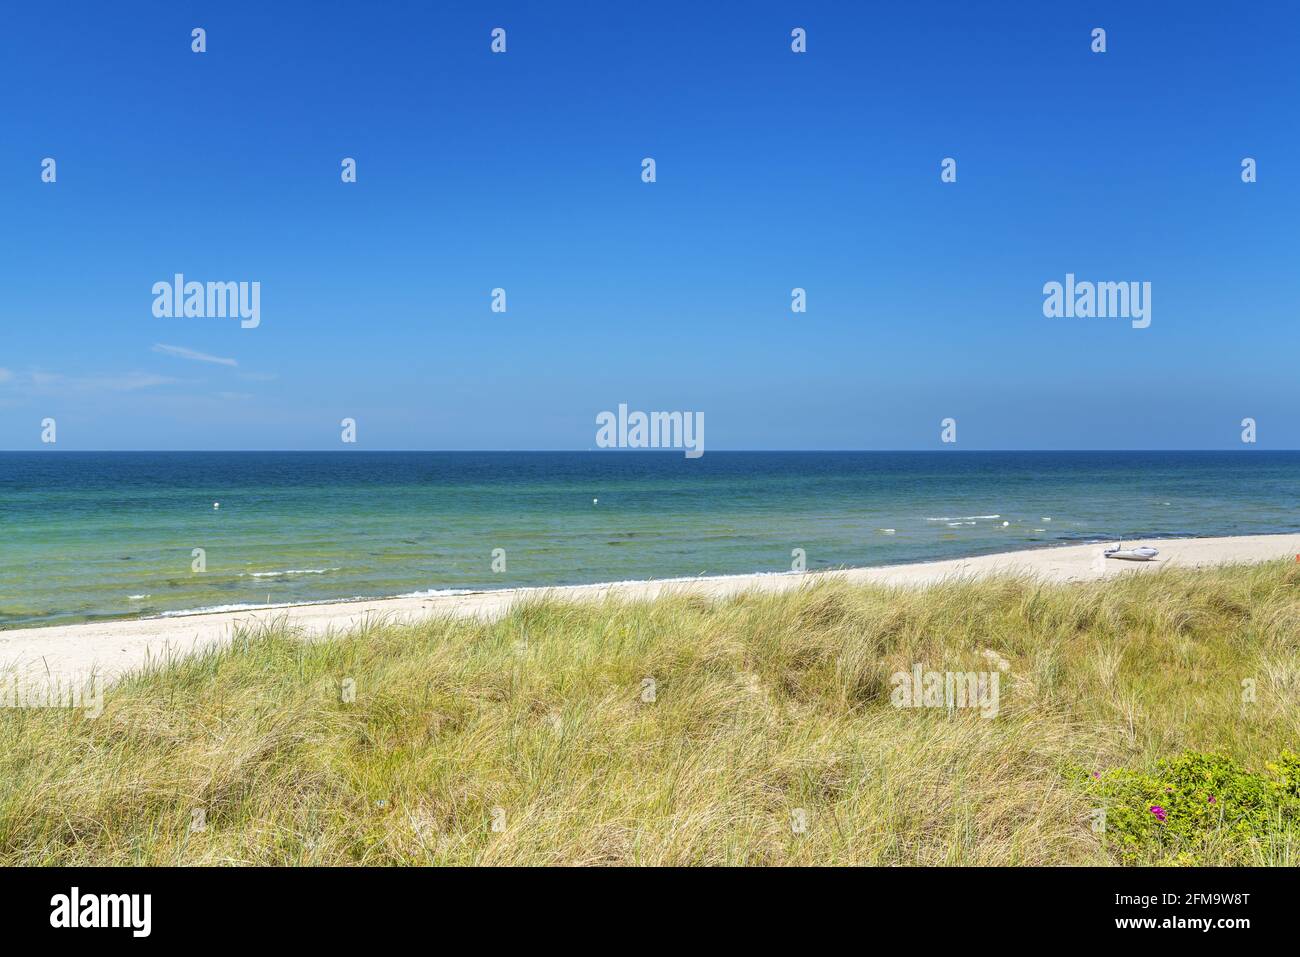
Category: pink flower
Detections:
[
  {"x1": 1208, "y1": 796, "x2": 1216, "y2": 803},
  {"x1": 1150, "y1": 805, "x2": 1167, "y2": 823}
]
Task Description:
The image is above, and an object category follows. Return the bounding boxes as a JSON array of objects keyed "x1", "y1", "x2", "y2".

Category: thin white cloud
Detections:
[
  {"x1": 29, "y1": 370, "x2": 182, "y2": 392},
  {"x1": 0, "y1": 367, "x2": 12, "y2": 383},
  {"x1": 109, "y1": 373, "x2": 183, "y2": 391},
  {"x1": 153, "y1": 343, "x2": 237, "y2": 367}
]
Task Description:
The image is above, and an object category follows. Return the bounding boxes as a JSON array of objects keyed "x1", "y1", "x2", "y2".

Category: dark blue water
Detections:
[{"x1": 1, "y1": 451, "x2": 1297, "y2": 628}]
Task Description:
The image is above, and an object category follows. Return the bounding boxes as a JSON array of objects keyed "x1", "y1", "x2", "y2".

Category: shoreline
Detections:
[
  {"x1": 3, "y1": 533, "x2": 1298, "y2": 685},
  {"x1": 22, "y1": 526, "x2": 1300, "y2": 629}
]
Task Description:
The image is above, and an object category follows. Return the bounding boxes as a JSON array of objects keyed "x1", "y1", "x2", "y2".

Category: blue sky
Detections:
[{"x1": 1, "y1": 1, "x2": 1297, "y2": 450}]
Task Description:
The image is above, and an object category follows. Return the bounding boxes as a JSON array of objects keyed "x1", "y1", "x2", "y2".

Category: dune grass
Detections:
[{"x1": 2, "y1": 560, "x2": 1298, "y2": 865}]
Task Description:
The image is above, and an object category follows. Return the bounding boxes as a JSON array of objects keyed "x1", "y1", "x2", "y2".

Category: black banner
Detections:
[{"x1": 0, "y1": 866, "x2": 1281, "y2": 942}]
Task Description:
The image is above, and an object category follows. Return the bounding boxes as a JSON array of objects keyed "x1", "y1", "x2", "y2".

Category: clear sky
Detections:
[{"x1": 1, "y1": 1, "x2": 1296, "y2": 450}]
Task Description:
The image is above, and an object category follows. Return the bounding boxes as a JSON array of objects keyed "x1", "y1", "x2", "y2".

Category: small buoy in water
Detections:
[
  {"x1": 213, "y1": 502, "x2": 220, "y2": 510},
  {"x1": 1002, "y1": 521, "x2": 1009, "y2": 527},
  {"x1": 592, "y1": 498, "x2": 598, "y2": 505}
]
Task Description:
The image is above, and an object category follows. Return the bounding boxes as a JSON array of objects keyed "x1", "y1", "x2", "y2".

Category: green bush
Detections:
[{"x1": 1085, "y1": 751, "x2": 1300, "y2": 863}]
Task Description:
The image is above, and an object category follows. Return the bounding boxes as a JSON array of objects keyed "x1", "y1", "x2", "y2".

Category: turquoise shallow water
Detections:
[{"x1": 1, "y1": 451, "x2": 1297, "y2": 629}]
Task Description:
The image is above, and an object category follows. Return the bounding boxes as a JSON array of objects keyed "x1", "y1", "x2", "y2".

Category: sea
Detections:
[{"x1": 1, "y1": 451, "x2": 1296, "y2": 629}]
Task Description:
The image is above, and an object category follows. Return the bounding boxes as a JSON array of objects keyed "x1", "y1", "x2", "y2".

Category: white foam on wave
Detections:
[
  {"x1": 159, "y1": 587, "x2": 482, "y2": 618},
  {"x1": 926, "y1": 515, "x2": 1000, "y2": 522},
  {"x1": 160, "y1": 600, "x2": 310, "y2": 617},
  {"x1": 392, "y1": 588, "x2": 479, "y2": 599},
  {"x1": 243, "y1": 567, "x2": 341, "y2": 578}
]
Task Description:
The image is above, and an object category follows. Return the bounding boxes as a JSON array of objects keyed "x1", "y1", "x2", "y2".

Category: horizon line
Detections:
[{"x1": 2, "y1": 449, "x2": 1296, "y2": 455}]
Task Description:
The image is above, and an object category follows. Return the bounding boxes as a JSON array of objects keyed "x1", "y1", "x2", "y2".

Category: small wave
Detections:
[
  {"x1": 392, "y1": 588, "x2": 479, "y2": 599},
  {"x1": 160, "y1": 600, "x2": 310, "y2": 617},
  {"x1": 127, "y1": 594, "x2": 151, "y2": 601},
  {"x1": 925, "y1": 515, "x2": 1000, "y2": 522},
  {"x1": 243, "y1": 567, "x2": 340, "y2": 578},
  {"x1": 157, "y1": 588, "x2": 486, "y2": 619}
]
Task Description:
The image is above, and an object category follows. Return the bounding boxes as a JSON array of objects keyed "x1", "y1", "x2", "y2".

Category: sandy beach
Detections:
[{"x1": 3, "y1": 533, "x2": 1298, "y2": 686}]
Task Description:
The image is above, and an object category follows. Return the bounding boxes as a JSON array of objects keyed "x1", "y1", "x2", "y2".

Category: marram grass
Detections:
[{"x1": 2, "y1": 561, "x2": 1298, "y2": 866}]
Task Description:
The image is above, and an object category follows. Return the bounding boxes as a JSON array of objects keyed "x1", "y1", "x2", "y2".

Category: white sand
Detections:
[{"x1": 3, "y1": 534, "x2": 1297, "y2": 686}]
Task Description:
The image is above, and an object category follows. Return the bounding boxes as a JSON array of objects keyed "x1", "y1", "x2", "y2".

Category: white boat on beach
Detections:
[{"x1": 1104, "y1": 545, "x2": 1160, "y2": 561}]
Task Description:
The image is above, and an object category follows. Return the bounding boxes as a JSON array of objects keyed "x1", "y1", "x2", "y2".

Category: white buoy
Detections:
[
  {"x1": 1002, "y1": 521, "x2": 1009, "y2": 527},
  {"x1": 213, "y1": 502, "x2": 220, "y2": 510},
  {"x1": 592, "y1": 498, "x2": 598, "y2": 504}
]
